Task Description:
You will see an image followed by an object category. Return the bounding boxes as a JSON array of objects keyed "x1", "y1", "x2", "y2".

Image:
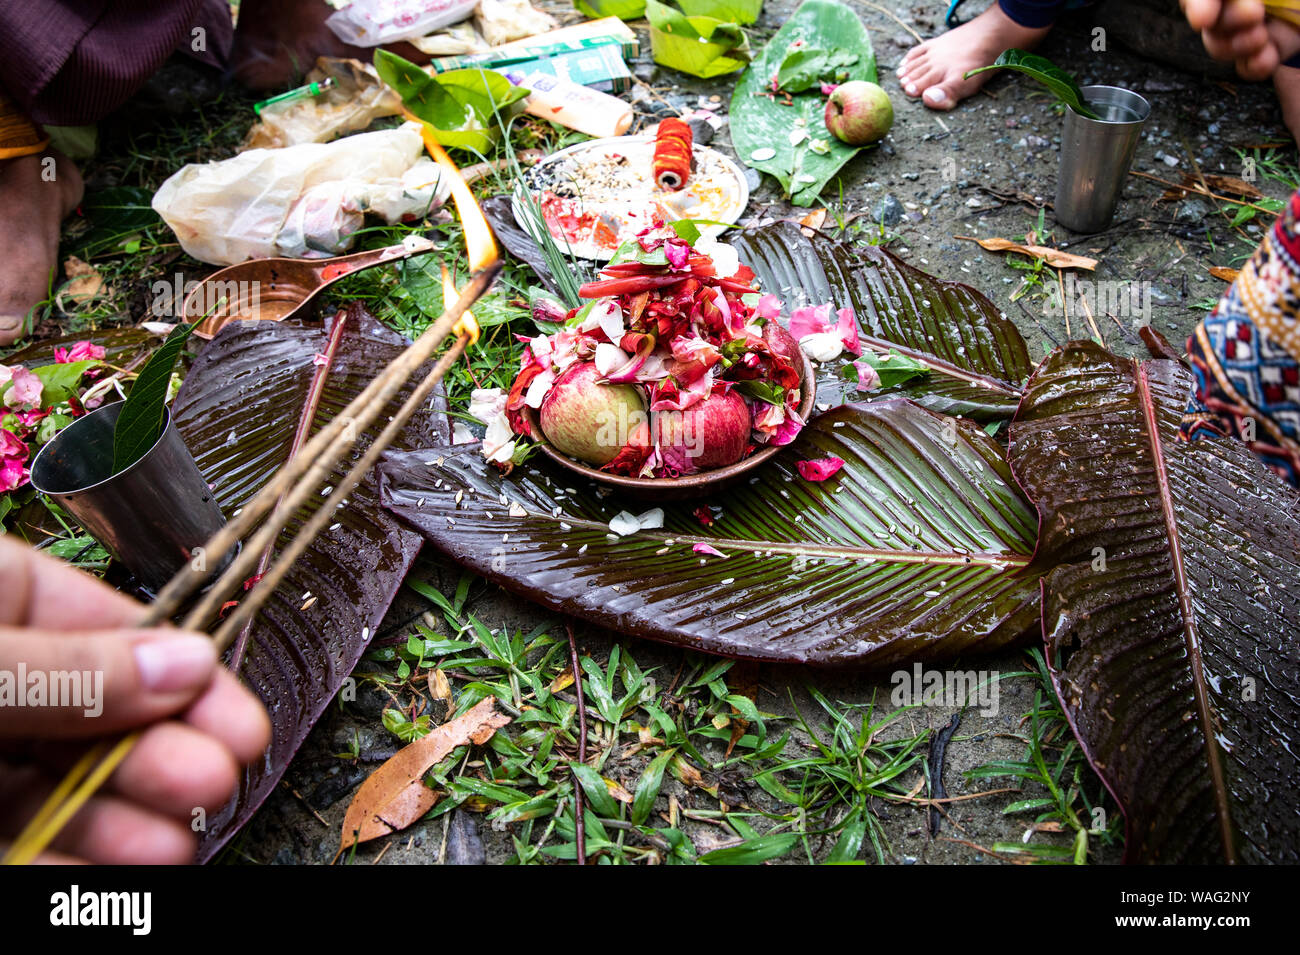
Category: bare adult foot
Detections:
[
  {"x1": 0, "y1": 152, "x2": 83, "y2": 348},
  {"x1": 230, "y1": 0, "x2": 430, "y2": 92},
  {"x1": 897, "y1": 4, "x2": 1054, "y2": 111}
]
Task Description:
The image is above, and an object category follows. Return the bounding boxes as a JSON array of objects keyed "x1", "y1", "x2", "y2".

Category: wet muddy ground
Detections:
[{"x1": 179, "y1": 1, "x2": 1296, "y2": 863}]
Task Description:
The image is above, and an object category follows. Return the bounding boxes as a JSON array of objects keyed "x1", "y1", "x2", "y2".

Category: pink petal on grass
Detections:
[
  {"x1": 693, "y1": 543, "x2": 726, "y2": 557},
  {"x1": 796, "y1": 456, "x2": 844, "y2": 481}
]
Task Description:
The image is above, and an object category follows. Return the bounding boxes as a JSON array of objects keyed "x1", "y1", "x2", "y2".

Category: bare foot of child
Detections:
[
  {"x1": 0, "y1": 153, "x2": 83, "y2": 348},
  {"x1": 897, "y1": 3, "x2": 1053, "y2": 111}
]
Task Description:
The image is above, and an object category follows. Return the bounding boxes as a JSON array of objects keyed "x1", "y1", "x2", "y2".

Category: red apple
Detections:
[
  {"x1": 652, "y1": 391, "x2": 751, "y2": 472},
  {"x1": 539, "y1": 362, "x2": 647, "y2": 466},
  {"x1": 825, "y1": 81, "x2": 893, "y2": 146}
]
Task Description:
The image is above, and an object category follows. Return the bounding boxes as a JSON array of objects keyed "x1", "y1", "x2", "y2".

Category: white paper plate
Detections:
[{"x1": 513, "y1": 134, "x2": 750, "y2": 261}]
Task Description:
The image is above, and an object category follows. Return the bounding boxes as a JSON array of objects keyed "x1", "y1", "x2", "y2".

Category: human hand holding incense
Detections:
[{"x1": 0, "y1": 536, "x2": 269, "y2": 864}]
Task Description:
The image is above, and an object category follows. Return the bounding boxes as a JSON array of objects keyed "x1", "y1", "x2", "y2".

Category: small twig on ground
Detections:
[
  {"x1": 1129, "y1": 169, "x2": 1278, "y2": 216},
  {"x1": 566, "y1": 621, "x2": 588, "y2": 866},
  {"x1": 858, "y1": 0, "x2": 922, "y2": 41}
]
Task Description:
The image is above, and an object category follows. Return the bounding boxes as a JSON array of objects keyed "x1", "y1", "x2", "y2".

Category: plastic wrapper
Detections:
[
  {"x1": 410, "y1": 0, "x2": 557, "y2": 55},
  {"x1": 325, "y1": 0, "x2": 479, "y2": 46},
  {"x1": 152, "y1": 124, "x2": 450, "y2": 265},
  {"x1": 243, "y1": 58, "x2": 401, "y2": 150}
]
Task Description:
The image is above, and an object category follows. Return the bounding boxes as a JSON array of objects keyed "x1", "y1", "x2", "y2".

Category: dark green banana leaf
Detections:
[
  {"x1": 730, "y1": 0, "x2": 878, "y2": 205},
  {"x1": 171, "y1": 311, "x2": 445, "y2": 861},
  {"x1": 380, "y1": 400, "x2": 1042, "y2": 668},
  {"x1": 1009, "y1": 342, "x2": 1300, "y2": 864},
  {"x1": 732, "y1": 221, "x2": 1033, "y2": 420}
]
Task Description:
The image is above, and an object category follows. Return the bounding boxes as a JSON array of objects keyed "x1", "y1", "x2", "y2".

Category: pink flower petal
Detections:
[
  {"x1": 693, "y1": 542, "x2": 725, "y2": 557},
  {"x1": 4, "y1": 367, "x2": 43, "y2": 410},
  {"x1": 796, "y1": 456, "x2": 844, "y2": 481},
  {"x1": 835, "y1": 307, "x2": 861, "y2": 356},
  {"x1": 755, "y1": 294, "x2": 782, "y2": 320},
  {"x1": 788, "y1": 303, "x2": 833, "y2": 340},
  {"x1": 853, "y1": 361, "x2": 881, "y2": 391}
]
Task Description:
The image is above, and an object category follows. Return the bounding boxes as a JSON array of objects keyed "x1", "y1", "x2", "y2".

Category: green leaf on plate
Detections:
[
  {"x1": 731, "y1": 0, "x2": 878, "y2": 205},
  {"x1": 964, "y1": 49, "x2": 1100, "y2": 120},
  {"x1": 646, "y1": 0, "x2": 753, "y2": 79},
  {"x1": 111, "y1": 323, "x2": 194, "y2": 475},
  {"x1": 374, "y1": 51, "x2": 529, "y2": 155}
]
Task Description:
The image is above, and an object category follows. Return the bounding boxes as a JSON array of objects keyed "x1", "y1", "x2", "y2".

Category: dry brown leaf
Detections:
[
  {"x1": 549, "y1": 667, "x2": 574, "y2": 693},
  {"x1": 57, "y1": 256, "x2": 106, "y2": 310},
  {"x1": 725, "y1": 660, "x2": 759, "y2": 759},
  {"x1": 955, "y1": 236, "x2": 1098, "y2": 271},
  {"x1": 1209, "y1": 266, "x2": 1239, "y2": 283},
  {"x1": 606, "y1": 779, "x2": 634, "y2": 805},
  {"x1": 427, "y1": 667, "x2": 451, "y2": 704},
  {"x1": 799, "y1": 208, "x2": 828, "y2": 230},
  {"x1": 1201, "y1": 174, "x2": 1263, "y2": 200},
  {"x1": 340, "y1": 696, "x2": 510, "y2": 849}
]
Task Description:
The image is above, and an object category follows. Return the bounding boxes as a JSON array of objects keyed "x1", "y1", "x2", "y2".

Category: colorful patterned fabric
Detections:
[{"x1": 1181, "y1": 190, "x2": 1300, "y2": 486}]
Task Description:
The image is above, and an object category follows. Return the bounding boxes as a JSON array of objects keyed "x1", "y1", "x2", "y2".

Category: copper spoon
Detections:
[{"x1": 182, "y1": 235, "x2": 437, "y2": 339}]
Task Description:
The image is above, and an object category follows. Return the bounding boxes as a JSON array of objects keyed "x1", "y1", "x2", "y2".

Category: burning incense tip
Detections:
[{"x1": 405, "y1": 110, "x2": 500, "y2": 273}]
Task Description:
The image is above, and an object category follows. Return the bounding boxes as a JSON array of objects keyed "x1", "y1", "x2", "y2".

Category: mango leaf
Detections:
[
  {"x1": 964, "y1": 49, "x2": 1100, "y2": 120},
  {"x1": 111, "y1": 322, "x2": 194, "y2": 474},
  {"x1": 170, "y1": 311, "x2": 448, "y2": 861},
  {"x1": 381, "y1": 400, "x2": 1041, "y2": 667},
  {"x1": 374, "y1": 51, "x2": 528, "y2": 155},
  {"x1": 732, "y1": 221, "x2": 1032, "y2": 420},
  {"x1": 575, "y1": 0, "x2": 646, "y2": 17},
  {"x1": 1008, "y1": 342, "x2": 1300, "y2": 863},
  {"x1": 646, "y1": 0, "x2": 752, "y2": 79},
  {"x1": 731, "y1": 0, "x2": 878, "y2": 205}
]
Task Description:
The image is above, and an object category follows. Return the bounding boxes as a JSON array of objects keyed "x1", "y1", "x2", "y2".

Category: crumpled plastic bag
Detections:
[
  {"x1": 243, "y1": 58, "x2": 401, "y2": 150},
  {"x1": 326, "y1": 0, "x2": 479, "y2": 46},
  {"x1": 409, "y1": 0, "x2": 557, "y2": 55},
  {"x1": 475, "y1": 0, "x2": 557, "y2": 47},
  {"x1": 152, "y1": 123, "x2": 450, "y2": 265}
]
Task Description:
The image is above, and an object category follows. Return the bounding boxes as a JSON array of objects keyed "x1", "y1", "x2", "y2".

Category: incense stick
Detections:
[
  {"x1": 138, "y1": 264, "x2": 498, "y2": 630},
  {"x1": 1, "y1": 268, "x2": 497, "y2": 866}
]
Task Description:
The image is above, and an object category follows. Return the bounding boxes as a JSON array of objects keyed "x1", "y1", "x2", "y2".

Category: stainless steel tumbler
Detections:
[
  {"x1": 1055, "y1": 85, "x2": 1152, "y2": 234},
  {"x1": 29, "y1": 401, "x2": 230, "y2": 592}
]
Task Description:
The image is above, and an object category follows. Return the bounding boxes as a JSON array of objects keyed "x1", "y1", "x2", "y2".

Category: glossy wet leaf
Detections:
[
  {"x1": 732, "y1": 221, "x2": 1033, "y2": 420},
  {"x1": 731, "y1": 0, "x2": 877, "y2": 205},
  {"x1": 381, "y1": 400, "x2": 1041, "y2": 667},
  {"x1": 171, "y1": 313, "x2": 449, "y2": 861},
  {"x1": 964, "y1": 49, "x2": 1100, "y2": 120},
  {"x1": 1009, "y1": 342, "x2": 1300, "y2": 863},
  {"x1": 111, "y1": 322, "x2": 193, "y2": 474}
]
